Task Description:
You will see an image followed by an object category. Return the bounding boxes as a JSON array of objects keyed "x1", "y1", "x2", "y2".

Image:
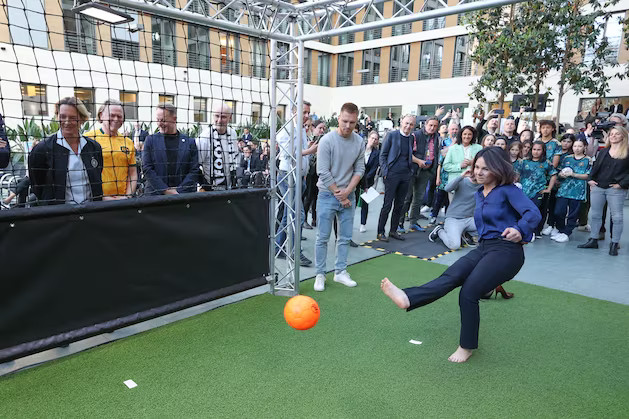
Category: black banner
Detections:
[{"x1": 0, "y1": 189, "x2": 270, "y2": 362}]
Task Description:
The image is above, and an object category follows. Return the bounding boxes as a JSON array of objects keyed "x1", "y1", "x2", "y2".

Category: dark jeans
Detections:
[
  {"x1": 531, "y1": 193, "x2": 545, "y2": 235},
  {"x1": 399, "y1": 170, "x2": 433, "y2": 226},
  {"x1": 554, "y1": 197, "x2": 581, "y2": 236},
  {"x1": 378, "y1": 173, "x2": 410, "y2": 235},
  {"x1": 303, "y1": 172, "x2": 319, "y2": 223},
  {"x1": 578, "y1": 186, "x2": 590, "y2": 227},
  {"x1": 360, "y1": 177, "x2": 375, "y2": 225},
  {"x1": 431, "y1": 188, "x2": 449, "y2": 218},
  {"x1": 540, "y1": 189, "x2": 558, "y2": 228},
  {"x1": 403, "y1": 239, "x2": 525, "y2": 349}
]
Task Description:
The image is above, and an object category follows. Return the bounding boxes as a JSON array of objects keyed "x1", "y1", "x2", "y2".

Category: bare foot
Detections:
[
  {"x1": 448, "y1": 346, "x2": 473, "y2": 363},
  {"x1": 380, "y1": 278, "x2": 410, "y2": 309}
]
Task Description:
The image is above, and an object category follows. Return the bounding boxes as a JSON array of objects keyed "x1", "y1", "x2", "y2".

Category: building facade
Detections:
[{"x1": 1, "y1": 0, "x2": 628, "y2": 131}]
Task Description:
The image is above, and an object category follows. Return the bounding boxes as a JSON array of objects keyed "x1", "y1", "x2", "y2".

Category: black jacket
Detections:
[
  {"x1": 363, "y1": 147, "x2": 380, "y2": 187},
  {"x1": 0, "y1": 113, "x2": 10, "y2": 169},
  {"x1": 28, "y1": 133, "x2": 104, "y2": 205},
  {"x1": 412, "y1": 128, "x2": 440, "y2": 176},
  {"x1": 589, "y1": 148, "x2": 629, "y2": 189}
]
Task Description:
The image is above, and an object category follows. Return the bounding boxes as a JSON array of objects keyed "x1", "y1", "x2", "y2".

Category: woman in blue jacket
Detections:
[{"x1": 381, "y1": 147, "x2": 541, "y2": 363}]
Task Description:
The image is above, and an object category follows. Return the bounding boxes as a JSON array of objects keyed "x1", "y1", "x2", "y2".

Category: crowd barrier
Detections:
[{"x1": 0, "y1": 189, "x2": 270, "y2": 362}]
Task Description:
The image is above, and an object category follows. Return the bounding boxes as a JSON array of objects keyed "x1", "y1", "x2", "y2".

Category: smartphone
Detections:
[{"x1": 494, "y1": 109, "x2": 505, "y2": 115}]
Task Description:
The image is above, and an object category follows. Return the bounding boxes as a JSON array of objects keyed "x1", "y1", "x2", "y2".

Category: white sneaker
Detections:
[
  {"x1": 314, "y1": 274, "x2": 326, "y2": 292},
  {"x1": 420, "y1": 205, "x2": 431, "y2": 214},
  {"x1": 333, "y1": 270, "x2": 357, "y2": 287},
  {"x1": 359, "y1": 224, "x2": 367, "y2": 233},
  {"x1": 550, "y1": 227, "x2": 560, "y2": 237},
  {"x1": 530, "y1": 234, "x2": 536, "y2": 243},
  {"x1": 552, "y1": 233, "x2": 569, "y2": 243},
  {"x1": 541, "y1": 225, "x2": 553, "y2": 236}
]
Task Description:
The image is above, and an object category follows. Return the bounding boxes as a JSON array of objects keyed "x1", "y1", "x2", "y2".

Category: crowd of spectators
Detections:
[{"x1": 1, "y1": 96, "x2": 628, "y2": 257}]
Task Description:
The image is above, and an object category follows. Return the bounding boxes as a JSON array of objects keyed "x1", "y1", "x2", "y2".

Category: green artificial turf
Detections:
[{"x1": 1, "y1": 254, "x2": 628, "y2": 418}]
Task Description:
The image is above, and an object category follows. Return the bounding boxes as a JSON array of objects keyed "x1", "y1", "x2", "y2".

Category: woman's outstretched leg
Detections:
[{"x1": 452, "y1": 241, "x2": 525, "y2": 363}]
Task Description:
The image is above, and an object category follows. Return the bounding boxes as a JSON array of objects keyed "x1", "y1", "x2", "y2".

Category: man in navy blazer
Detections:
[
  {"x1": 142, "y1": 104, "x2": 200, "y2": 195},
  {"x1": 376, "y1": 115, "x2": 417, "y2": 241}
]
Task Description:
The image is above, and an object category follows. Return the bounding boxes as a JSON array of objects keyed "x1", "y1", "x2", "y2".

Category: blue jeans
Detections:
[
  {"x1": 315, "y1": 190, "x2": 356, "y2": 274},
  {"x1": 275, "y1": 170, "x2": 305, "y2": 252},
  {"x1": 554, "y1": 197, "x2": 581, "y2": 236}
]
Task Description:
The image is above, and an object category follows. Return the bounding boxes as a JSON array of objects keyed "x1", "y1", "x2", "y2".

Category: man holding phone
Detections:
[{"x1": 476, "y1": 108, "x2": 502, "y2": 139}]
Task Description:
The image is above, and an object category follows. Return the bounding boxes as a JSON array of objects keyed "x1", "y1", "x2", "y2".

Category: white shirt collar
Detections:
[{"x1": 56, "y1": 130, "x2": 87, "y2": 153}]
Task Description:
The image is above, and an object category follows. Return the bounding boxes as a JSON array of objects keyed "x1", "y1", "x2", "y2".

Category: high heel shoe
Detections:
[{"x1": 495, "y1": 285, "x2": 514, "y2": 299}]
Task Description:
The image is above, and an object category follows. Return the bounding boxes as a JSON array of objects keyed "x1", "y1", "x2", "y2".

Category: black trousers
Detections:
[
  {"x1": 303, "y1": 172, "x2": 319, "y2": 222},
  {"x1": 403, "y1": 239, "x2": 525, "y2": 350},
  {"x1": 377, "y1": 173, "x2": 410, "y2": 235}
]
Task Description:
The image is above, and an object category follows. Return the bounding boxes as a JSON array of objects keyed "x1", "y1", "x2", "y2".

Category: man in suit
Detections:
[
  {"x1": 142, "y1": 104, "x2": 200, "y2": 195},
  {"x1": 242, "y1": 128, "x2": 253, "y2": 144},
  {"x1": 607, "y1": 98, "x2": 623, "y2": 115},
  {"x1": 398, "y1": 116, "x2": 440, "y2": 233},
  {"x1": 359, "y1": 130, "x2": 380, "y2": 233},
  {"x1": 132, "y1": 121, "x2": 149, "y2": 152},
  {"x1": 376, "y1": 115, "x2": 417, "y2": 241}
]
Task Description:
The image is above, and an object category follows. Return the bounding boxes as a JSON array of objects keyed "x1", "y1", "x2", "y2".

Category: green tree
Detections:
[
  {"x1": 549, "y1": 0, "x2": 620, "y2": 122},
  {"x1": 465, "y1": 4, "x2": 528, "y2": 108}
]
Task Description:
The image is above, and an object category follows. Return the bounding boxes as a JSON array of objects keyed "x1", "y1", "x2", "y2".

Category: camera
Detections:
[{"x1": 593, "y1": 112, "x2": 616, "y2": 140}]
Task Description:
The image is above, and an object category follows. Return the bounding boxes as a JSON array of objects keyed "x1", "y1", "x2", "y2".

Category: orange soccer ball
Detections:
[{"x1": 284, "y1": 295, "x2": 320, "y2": 330}]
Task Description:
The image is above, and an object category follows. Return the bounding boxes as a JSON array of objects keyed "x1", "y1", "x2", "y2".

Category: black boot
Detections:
[
  {"x1": 577, "y1": 238, "x2": 598, "y2": 249},
  {"x1": 609, "y1": 242, "x2": 619, "y2": 256}
]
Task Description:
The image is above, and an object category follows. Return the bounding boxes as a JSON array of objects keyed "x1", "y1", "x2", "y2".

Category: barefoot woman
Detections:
[{"x1": 381, "y1": 147, "x2": 541, "y2": 363}]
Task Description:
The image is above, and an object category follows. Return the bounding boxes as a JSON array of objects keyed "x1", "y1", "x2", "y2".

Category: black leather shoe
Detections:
[
  {"x1": 377, "y1": 233, "x2": 389, "y2": 242},
  {"x1": 577, "y1": 239, "x2": 598, "y2": 249},
  {"x1": 609, "y1": 242, "x2": 619, "y2": 256},
  {"x1": 349, "y1": 240, "x2": 359, "y2": 248},
  {"x1": 389, "y1": 232, "x2": 406, "y2": 241}
]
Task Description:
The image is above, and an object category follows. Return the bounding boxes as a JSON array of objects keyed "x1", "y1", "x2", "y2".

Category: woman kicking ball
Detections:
[{"x1": 381, "y1": 147, "x2": 541, "y2": 363}]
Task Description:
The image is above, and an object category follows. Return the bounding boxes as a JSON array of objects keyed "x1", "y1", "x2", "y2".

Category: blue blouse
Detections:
[{"x1": 474, "y1": 184, "x2": 542, "y2": 243}]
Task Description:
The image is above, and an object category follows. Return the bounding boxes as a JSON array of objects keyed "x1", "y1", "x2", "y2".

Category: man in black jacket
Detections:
[{"x1": 398, "y1": 116, "x2": 440, "y2": 233}]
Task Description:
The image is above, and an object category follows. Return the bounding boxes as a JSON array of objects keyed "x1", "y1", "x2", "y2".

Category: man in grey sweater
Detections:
[
  {"x1": 428, "y1": 170, "x2": 478, "y2": 250},
  {"x1": 314, "y1": 103, "x2": 365, "y2": 291}
]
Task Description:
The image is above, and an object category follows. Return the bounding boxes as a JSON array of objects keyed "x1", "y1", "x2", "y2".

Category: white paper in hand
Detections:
[{"x1": 360, "y1": 187, "x2": 380, "y2": 204}]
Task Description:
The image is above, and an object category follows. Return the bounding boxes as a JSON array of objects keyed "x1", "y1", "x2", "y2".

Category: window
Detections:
[
  {"x1": 277, "y1": 42, "x2": 290, "y2": 80},
  {"x1": 251, "y1": 39, "x2": 266, "y2": 78},
  {"x1": 389, "y1": 44, "x2": 410, "y2": 83},
  {"x1": 62, "y1": 0, "x2": 96, "y2": 54},
  {"x1": 363, "y1": 106, "x2": 402, "y2": 122},
  {"x1": 317, "y1": 53, "x2": 330, "y2": 86},
  {"x1": 220, "y1": 32, "x2": 240, "y2": 75},
  {"x1": 418, "y1": 103, "x2": 468, "y2": 117},
  {"x1": 252, "y1": 102, "x2": 262, "y2": 124},
  {"x1": 303, "y1": 49, "x2": 312, "y2": 85},
  {"x1": 319, "y1": 17, "x2": 332, "y2": 45},
  {"x1": 361, "y1": 48, "x2": 380, "y2": 85},
  {"x1": 7, "y1": 0, "x2": 48, "y2": 49},
  {"x1": 337, "y1": 53, "x2": 354, "y2": 87},
  {"x1": 392, "y1": 0, "x2": 413, "y2": 36},
  {"x1": 159, "y1": 94, "x2": 175, "y2": 105},
  {"x1": 338, "y1": 11, "x2": 355, "y2": 45},
  {"x1": 193, "y1": 97, "x2": 207, "y2": 123},
  {"x1": 419, "y1": 39, "x2": 443, "y2": 80},
  {"x1": 364, "y1": 3, "x2": 384, "y2": 41},
  {"x1": 188, "y1": 25, "x2": 210, "y2": 70},
  {"x1": 224, "y1": 100, "x2": 237, "y2": 124},
  {"x1": 21, "y1": 83, "x2": 47, "y2": 116},
  {"x1": 277, "y1": 104, "x2": 286, "y2": 123},
  {"x1": 452, "y1": 35, "x2": 471, "y2": 77},
  {"x1": 423, "y1": 0, "x2": 446, "y2": 31},
  {"x1": 585, "y1": 12, "x2": 624, "y2": 64},
  {"x1": 120, "y1": 91, "x2": 138, "y2": 120},
  {"x1": 152, "y1": 17, "x2": 177, "y2": 66},
  {"x1": 111, "y1": 10, "x2": 139, "y2": 61},
  {"x1": 74, "y1": 88, "x2": 95, "y2": 118}
]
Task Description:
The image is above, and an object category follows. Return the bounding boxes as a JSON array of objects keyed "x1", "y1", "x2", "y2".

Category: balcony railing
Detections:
[
  {"x1": 252, "y1": 65, "x2": 266, "y2": 79},
  {"x1": 153, "y1": 48, "x2": 176, "y2": 67},
  {"x1": 423, "y1": 17, "x2": 446, "y2": 31},
  {"x1": 336, "y1": 72, "x2": 353, "y2": 87},
  {"x1": 360, "y1": 70, "x2": 380, "y2": 85},
  {"x1": 419, "y1": 64, "x2": 442, "y2": 80},
  {"x1": 392, "y1": 23, "x2": 412, "y2": 36},
  {"x1": 364, "y1": 28, "x2": 382, "y2": 41},
  {"x1": 452, "y1": 60, "x2": 472, "y2": 78},
  {"x1": 112, "y1": 40, "x2": 140, "y2": 62},
  {"x1": 317, "y1": 71, "x2": 330, "y2": 86},
  {"x1": 389, "y1": 67, "x2": 409, "y2": 83},
  {"x1": 221, "y1": 60, "x2": 240, "y2": 75},
  {"x1": 65, "y1": 33, "x2": 96, "y2": 55}
]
